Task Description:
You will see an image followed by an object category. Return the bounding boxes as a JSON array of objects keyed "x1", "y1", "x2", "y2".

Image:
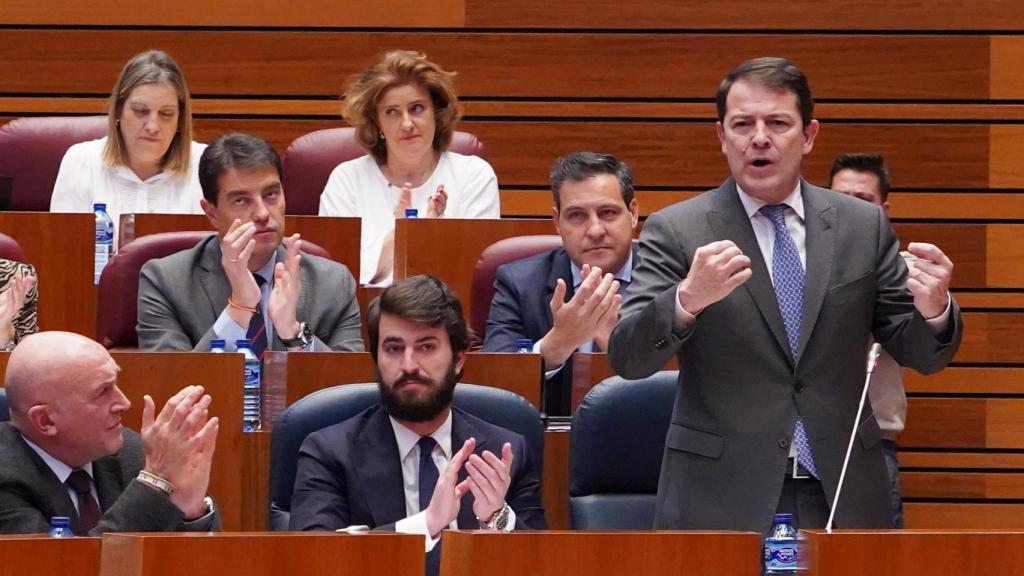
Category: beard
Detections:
[{"x1": 377, "y1": 362, "x2": 459, "y2": 423}]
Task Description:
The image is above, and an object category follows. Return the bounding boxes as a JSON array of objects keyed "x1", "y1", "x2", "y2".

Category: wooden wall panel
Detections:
[
  {"x1": 0, "y1": 0, "x2": 466, "y2": 27},
  {"x1": 903, "y1": 472, "x2": 1024, "y2": 500},
  {"x1": 465, "y1": 122, "x2": 995, "y2": 189},
  {"x1": 905, "y1": 503, "x2": 1024, "y2": 529},
  {"x1": 0, "y1": 31, "x2": 993, "y2": 100},
  {"x1": 904, "y1": 368, "x2": 1024, "y2": 395},
  {"x1": 465, "y1": 0, "x2": 1024, "y2": 31},
  {"x1": 958, "y1": 313, "x2": 1024, "y2": 364},
  {"x1": 5, "y1": 1, "x2": 1024, "y2": 31},
  {"x1": 903, "y1": 398, "x2": 1024, "y2": 450}
]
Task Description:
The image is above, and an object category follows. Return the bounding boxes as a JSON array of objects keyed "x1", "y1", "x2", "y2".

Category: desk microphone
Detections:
[{"x1": 825, "y1": 342, "x2": 882, "y2": 533}]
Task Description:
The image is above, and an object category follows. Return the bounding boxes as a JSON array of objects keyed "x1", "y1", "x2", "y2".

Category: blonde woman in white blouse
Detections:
[{"x1": 51, "y1": 50, "x2": 205, "y2": 245}]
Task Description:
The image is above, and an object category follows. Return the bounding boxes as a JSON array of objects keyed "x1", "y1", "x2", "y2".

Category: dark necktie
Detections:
[
  {"x1": 66, "y1": 469, "x2": 101, "y2": 534},
  {"x1": 760, "y1": 204, "x2": 818, "y2": 478},
  {"x1": 246, "y1": 273, "x2": 269, "y2": 360},
  {"x1": 418, "y1": 436, "x2": 439, "y2": 513}
]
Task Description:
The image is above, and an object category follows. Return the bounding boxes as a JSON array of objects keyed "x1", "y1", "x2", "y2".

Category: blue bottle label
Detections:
[
  {"x1": 243, "y1": 366, "x2": 260, "y2": 385},
  {"x1": 765, "y1": 539, "x2": 799, "y2": 571}
]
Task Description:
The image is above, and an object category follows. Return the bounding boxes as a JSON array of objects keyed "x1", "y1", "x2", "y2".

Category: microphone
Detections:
[{"x1": 825, "y1": 342, "x2": 882, "y2": 533}]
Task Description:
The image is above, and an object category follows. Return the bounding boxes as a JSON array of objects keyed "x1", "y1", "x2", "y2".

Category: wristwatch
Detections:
[
  {"x1": 280, "y1": 321, "x2": 312, "y2": 348},
  {"x1": 478, "y1": 503, "x2": 511, "y2": 530}
]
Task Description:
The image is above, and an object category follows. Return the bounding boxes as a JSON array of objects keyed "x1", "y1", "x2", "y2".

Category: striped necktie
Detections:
[{"x1": 246, "y1": 273, "x2": 269, "y2": 359}]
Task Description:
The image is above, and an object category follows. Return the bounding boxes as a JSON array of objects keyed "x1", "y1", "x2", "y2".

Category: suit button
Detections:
[
  {"x1": 655, "y1": 339, "x2": 667, "y2": 350},
  {"x1": 778, "y1": 438, "x2": 789, "y2": 449},
  {"x1": 795, "y1": 381, "x2": 805, "y2": 393}
]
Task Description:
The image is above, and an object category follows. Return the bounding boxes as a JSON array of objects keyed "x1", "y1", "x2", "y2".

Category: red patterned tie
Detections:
[{"x1": 66, "y1": 469, "x2": 101, "y2": 534}]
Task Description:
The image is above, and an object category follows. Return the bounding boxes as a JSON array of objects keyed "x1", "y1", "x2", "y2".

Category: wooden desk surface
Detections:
[
  {"x1": 0, "y1": 212, "x2": 95, "y2": 337},
  {"x1": 393, "y1": 218, "x2": 555, "y2": 317},
  {"x1": 803, "y1": 529, "x2": 1024, "y2": 575},
  {"x1": 440, "y1": 530, "x2": 762, "y2": 576},
  {"x1": 0, "y1": 535, "x2": 100, "y2": 576},
  {"x1": 100, "y1": 532, "x2": 423, "y2": 576}
]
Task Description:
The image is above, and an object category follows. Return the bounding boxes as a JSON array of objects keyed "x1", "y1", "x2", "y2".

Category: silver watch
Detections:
[{"x1": 478, "y1": 503, "x2": 511, "y2": 530}]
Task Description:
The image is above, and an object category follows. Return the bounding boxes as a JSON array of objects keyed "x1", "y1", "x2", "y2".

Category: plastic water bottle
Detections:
[
  {"x1": 515, "y1": 338, "x2": 533, "y2": 353},
  {"x1": 94, "y1": 203, "x2": 114, "y2": 285},
  {"x1": 764, "y1": 513, "x2": 800, "y2": 574},
  {"x1": 49, "y1": 516, "x2": 73, "y2": 538},
  {"x1": 237, "y1": 339, "x2": 261, "y2": 432},
  {"x1": 209, "y1": 339, "x2": 226, "y2": 353}
]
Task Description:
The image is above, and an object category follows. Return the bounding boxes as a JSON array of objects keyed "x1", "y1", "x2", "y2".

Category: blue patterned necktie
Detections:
[
  {"x1": 760, "y1": 204, "x2": 818, "y2": 478},
  {"x1": 418, "y1": 436, "x2": 439, "y2": 512},
  {"x1": 246, "y1": 273, "x2": 269, "y2": 360}
]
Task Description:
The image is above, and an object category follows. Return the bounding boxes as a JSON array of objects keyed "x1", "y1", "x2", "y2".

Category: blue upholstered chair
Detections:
[
  {"x1": 569, "y1": 371, "x2": 678, "y2": 529},
  {"x1": 268, "y1": 382, "x2": 543, "y2": 531}
]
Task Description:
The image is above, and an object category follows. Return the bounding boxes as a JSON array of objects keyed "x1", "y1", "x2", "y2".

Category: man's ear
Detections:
[
  {"x1": 26, "y1": 404, "x2": 58, "y2": 437},
  {"x1": 200, "y1": 198, "x2": 218, "y2": 228},
  {"x1": 454, "y1": 350, "x2": 466, "y2": 375}
]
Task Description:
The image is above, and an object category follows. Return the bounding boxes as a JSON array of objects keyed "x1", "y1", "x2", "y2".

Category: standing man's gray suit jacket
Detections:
[
  {"x1": 608, "y1": 179, "x2": 962, "y2": 535},
  {"x1": 137, "y1": 235, "x2": 363, "y2": 352}
]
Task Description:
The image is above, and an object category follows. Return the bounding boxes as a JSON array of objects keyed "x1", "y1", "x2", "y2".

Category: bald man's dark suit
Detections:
[{"x1": 608, "y1": 179, "x2": 962, "y2": 535}]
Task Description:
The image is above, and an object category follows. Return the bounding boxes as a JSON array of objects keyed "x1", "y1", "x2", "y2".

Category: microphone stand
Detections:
[{"x1": 825, "y1": 342, "x2": 882, "y2": 533}]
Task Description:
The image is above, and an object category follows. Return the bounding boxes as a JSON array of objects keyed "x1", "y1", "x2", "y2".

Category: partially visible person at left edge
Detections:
[
  {"x1": 50, "y1": 50, "x2": 206, "y2": 246},
  {"x1": 0, "y1": 259, "x2": 37, "y2": 350},
  {"x1": 0, "y1": 331, "x2": 220, "y2": 535},
  {"x1": 137, "y1": 132, "x2": 362, "y2": 353}
]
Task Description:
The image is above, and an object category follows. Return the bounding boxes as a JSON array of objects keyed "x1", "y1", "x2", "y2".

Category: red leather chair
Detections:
[
  {"x1": 280, "y1": 127, "x2": 487, "y2": 215},
  {"x1": 0, "y1": 233, "x2": 28, "y2": 263},
  {"x1": 0, "y1": 116, "x2": 108, "y2": 211},
  {"x1": 469, "y1": 235, "x2": 563, "y2": 341},
  {"x1": 96, "y1": 232, "x2": 331, "y2": 350}
]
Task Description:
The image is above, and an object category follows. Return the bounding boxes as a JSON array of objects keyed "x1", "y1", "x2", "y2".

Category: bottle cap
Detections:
[
  {"x1": 515, "y1": 338, "x2": 533, "y2": 350},
  {"x1": 773, "y1": 513, "x2": 794, "y2": 523},
  {"x1": 405, "y1": 208, "x2": 418, "y2": 218},
  {"x1": 235, "y1": 339, "x2": 252, "y2": 349},
  {"x1": 93, "y1": 203, "x2": 107, "y2": 211},
  {"x1": 50, "y1": 516, "x2": 71, "y2": 527},
  {"x1": 210, "y1": 339, "x2": 226, "y2": 349}
]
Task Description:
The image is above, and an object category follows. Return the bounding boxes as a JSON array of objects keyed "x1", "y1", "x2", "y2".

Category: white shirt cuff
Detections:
[
  {"x1": 534, "y1": 340, "x2": 567, "y2": 379},
  {"x1": 923, "y1": 295, "x2": 953, "y2": 336},
  {"x1": 395, "y1": 511, "x2": 442, "y2": 552},
  {"x1": 672, "y1": 292, "x2": 698, "y2": 331},
  {"x1": 213, "y1": 309, "x2": 247, "y2": 350}
]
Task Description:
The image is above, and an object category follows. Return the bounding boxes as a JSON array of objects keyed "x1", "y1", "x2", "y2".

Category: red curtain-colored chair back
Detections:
[
  {"x1": 96, "y1": 232, "x2": 330, "y2": 350},
  {"x1": 470, "y1": 235, "x2": 563, "y2": 339},
  {"x1": 281, "y1": 127, "x2": 486, "y2": 215},
  {"x1": 0, "y1": 233, "x2": 27, "y2": 263},
  {"x1": 0, "y1": 116, "x2": 108, "y2": 211}
]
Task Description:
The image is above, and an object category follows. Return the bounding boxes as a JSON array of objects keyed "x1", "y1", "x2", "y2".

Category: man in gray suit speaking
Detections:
[
  {"x1": 608, "y1": 57, "x2": 962, "y2": 534},
  {"x1": 138, "y1": 133, "x2": 362, "y2": 353}
]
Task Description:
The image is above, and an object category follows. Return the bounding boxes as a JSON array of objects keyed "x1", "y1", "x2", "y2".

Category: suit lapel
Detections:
[
  {"x1": 7, "y1": 429, "x2": 81, "y2": 531},
  {"x1": 91, "y1": 455, "x2": 124, "y2": 512},
  {"x1": 705, "y1": 180, "x2": 792, "y2": 361},
  {"x1": 796, "y1": 182, "x2": 836, "y2": 363},
  {"x1": 269, "y1": 245, "x2": 296, "y2": 350},
  {"x1": 197, "y1": 237, "x2": 232, "y2": 326},
  {"x1": 452, "y1": 409, "x2": 490, "y2": 529},
  {"x1": 543, "y1": 250, "x2": 575, "y2": 330},
  {"x1": 352, "y1": 409, "x2": 408, "y2": 526}
]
